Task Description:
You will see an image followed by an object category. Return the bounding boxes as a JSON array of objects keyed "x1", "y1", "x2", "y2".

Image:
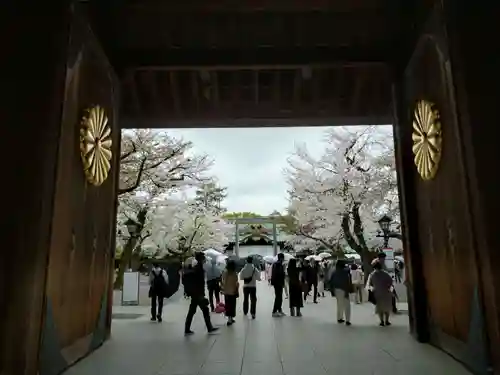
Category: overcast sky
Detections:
[{"x1": 166, "y1": 127, "x2": 330, "y2": 215}]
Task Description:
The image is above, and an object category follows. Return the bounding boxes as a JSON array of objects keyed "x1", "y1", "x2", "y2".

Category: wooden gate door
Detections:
[
  {"x1": 37, "y1": 7, "x2": 121, "y2": 375},
  {"x1": 399, "y1": 4, "x2": 489, "y2": 374}
]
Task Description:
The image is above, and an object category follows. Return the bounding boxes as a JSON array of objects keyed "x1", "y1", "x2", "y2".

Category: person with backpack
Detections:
[
  {"x1": 182, "y1": 253, "x2": 219, "y2": 336},
  {"x1": 239, "y1": 256, "x2": 261, "y2": 319},
  {"x1": 271, "y1": 253, "x2": 286, "y2": 317},
  {"x1": 149, "y1": 263, "x2": 169, "y2": 322}
]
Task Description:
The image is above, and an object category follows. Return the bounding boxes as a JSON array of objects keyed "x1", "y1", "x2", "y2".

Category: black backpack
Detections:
[
  {"x1": 152, "y1": 270, "x2": 170, "y2": 297},
  {"x1": 182, "y1": 269, "x2": 195, "y2": 297}
]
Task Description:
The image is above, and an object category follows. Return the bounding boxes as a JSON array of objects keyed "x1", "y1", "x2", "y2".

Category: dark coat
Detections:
[
  {"x1": 182, "y1": 264, "x2": 206, "y2": 298},
  {"x1": 287, "y1": 265, "x2": 304, "y2": 308},
  {"x1": 329, "y1": 268, "x2": 353, "y2": 297},
  {"x1": 271, "y1": 262, "x2": 286, "y2": 287},
  {"x1": 306, "y1": 264, "x2": 319, "y2": 284}
]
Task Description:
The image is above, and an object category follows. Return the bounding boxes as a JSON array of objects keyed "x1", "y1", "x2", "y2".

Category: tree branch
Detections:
[
  {"x1": 118, "y1": 157, "x2": 148, "y2": 195},
  {"x1": 120, "y1": 141, "x2": 137, "y2": 160},
  {"x1": 297, "y1": 229, "x2": 337, "y2": 251}
]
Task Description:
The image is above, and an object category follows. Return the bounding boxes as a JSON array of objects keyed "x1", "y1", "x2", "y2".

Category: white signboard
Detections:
[
  {"x1": 122, "y1": 271, "x2": 140, "y2": 306},
  {"x1": 382, "y1": 248, "x2": 395, "y2": 272}
]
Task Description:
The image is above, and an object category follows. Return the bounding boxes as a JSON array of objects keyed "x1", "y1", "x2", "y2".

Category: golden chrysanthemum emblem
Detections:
[
  {"x1": 412, "y1": 100, "x2": 442, "y2": 181},
  {"x1": 80, "y1": 105, "x2": 112, "y2": 186}
]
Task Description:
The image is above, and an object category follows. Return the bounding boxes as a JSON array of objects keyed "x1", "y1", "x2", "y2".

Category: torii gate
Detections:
[{"x1": 233, "y1": 217, "x2": 279, "y2": 257}]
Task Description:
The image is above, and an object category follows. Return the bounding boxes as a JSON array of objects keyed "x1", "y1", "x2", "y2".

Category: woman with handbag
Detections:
[
  {"x1": 221, "y1": 260, "x2": 239, "y2": 326},
  {"x1": 369, "y1": 261, "x2": 394, "y2": 326},
  {"x1": 240, "y1": 256, "x2": 260, "y2": 319}
]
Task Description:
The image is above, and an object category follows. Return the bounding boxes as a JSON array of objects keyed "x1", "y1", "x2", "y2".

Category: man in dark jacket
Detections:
[
  {"x1": 183, "y1": 252, "x2": 218, "y2": 335},
  {"x1": 329, "y1": 259, "x2": 353, "y2": 325},
  {"x1": 271, "y1": 253, "x2": 286, "y2": 317}
]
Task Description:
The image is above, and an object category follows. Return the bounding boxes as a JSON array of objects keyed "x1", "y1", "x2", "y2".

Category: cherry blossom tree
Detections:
[
  {"x1": 119, "y1": 129, "x2": 212, "y2": 195},
  {"x1": 285, "y1": 126, "x2": 399, "y2": 272},
  {"x1": 114, "y1": 130, "x2": 213, "y2": 288},
  {"x1": 145, "y1": 200, "x2": 233, "y2": 259}
]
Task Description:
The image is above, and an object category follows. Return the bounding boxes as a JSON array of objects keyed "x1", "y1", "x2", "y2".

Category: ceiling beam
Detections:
[
  {"x1": 120, "y1": 115, "x2": 393, "y2": 129},
  {"x1": 112, "y1": 46, "x2": 392, "y2": 71},
  {"x1": 118, "y1": 1, "x2": 388, "y2": 13}
]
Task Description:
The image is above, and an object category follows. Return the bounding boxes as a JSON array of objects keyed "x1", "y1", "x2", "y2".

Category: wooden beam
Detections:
[
  {"x1": 145, "y1": 70, "x2": 161, "y2": 113},
  {"x1": 169, "y1": 71, "x2": 181, "y2": 115},
  {"x1": 312, "y1": 68, "x2": 321, "y2": 103},
  {"x1": 253, "y1": 71, "x2": 259, "y2": 104},
  {"x1": 120, "y1": 114, "x2": 394, "y2": 129},
  {"x1": 113, "y1": 46, "x2": 391, "y2": 69},
  {"x1": 133, "y1": 62, "x2": 385, "y2": 72},
  {"x1": 350, "y1": 67, "x2": 367, "y2": 113},
  {"x1": 231, "y1": 71, "x2": 240, "y2": 103},
  {"x1": 120, "y1": 1, "x2": 388, "y2": 13},
  {"x1": 211, "y1": 71, "x2": 220, "y2": 108},
  {"x1": 272, "y1": 70, "x2": 281, "y2": 104},
  {"x1": 293, "y1": 68, "x2": 301, "y2": 106},
  {"x1": 191, "y1": 71, "x2": 200, "y2": 112},
  {"x1": 124, "y1": 70, "x2": 141, "y2": 115}
]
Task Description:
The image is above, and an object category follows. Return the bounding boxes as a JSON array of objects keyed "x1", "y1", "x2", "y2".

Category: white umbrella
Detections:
[
  {"x1": 305, "y1": 255, "x2": 321, "y2": 261},
  {"x1": 263, "y1": 255, "x2": 275, "y2": 263},
  {"x1": 274, "y1": 253, "x2": 294, "y2": 262},
  {"x1": 345, "y1": 253, "x2": 361, "y2": 260},
  {"x1": 216, "y1": 255, "x2": 228, "y2": 265},
  {"x1": 318, "y1": 252, "x2": 333, "y2": 259},
  {"x1": 204, "y1": 248, "x2": 223, "y2": 257}
]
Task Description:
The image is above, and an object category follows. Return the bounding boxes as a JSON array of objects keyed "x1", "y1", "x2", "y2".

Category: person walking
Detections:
[
  {"x1": 317, "y1": 261, "x2": 326, "y2": 298},
  {"x1": 305, "y1": 260, "x2": 319, "y2": 303},
  {"x1": 271, "y1": 253, "x2": 286, "y2": 317},
  {"x1": 329, "y1": 259, "x2": 353, "y2": 325},
  {"x1": 375, "y1": 253, "x2": 399, "y2": 314},
  {"x1": 182, "y1": 253, "x2": 219, "y2": 336},
  {"x1": 350, "y1": 264, "x2": 364, "y2": 304},
  {"x1": 221, "y1": 260, "x2": 239, "y2": 326},
  {"x1": 287, "y1": 259, "x2": 304, "y2": 317},
  {"x1": 149, "y1": 263, "x2": 169, "y2": 322},
  {"x1": 369, "y1": 261, "x2": 394, "y2": 326},
  {"x1": 205, "y1": 257, "x2": 222, "y2": 311},
  {"x1": 240, "y1": 256, "x2": 260, "y2": 319}
]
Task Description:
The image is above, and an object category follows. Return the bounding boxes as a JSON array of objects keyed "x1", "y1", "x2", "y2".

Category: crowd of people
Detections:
[{"x1": 147, "y1": 251, "x2": 402, "y2": 334}]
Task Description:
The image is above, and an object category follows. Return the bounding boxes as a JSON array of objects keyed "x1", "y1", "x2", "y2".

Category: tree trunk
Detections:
[
  {"x1": 113, "y1": 236, "x2": 139, "y2": 290},
  {"x1": 130, "y1": 253, "x2": 142, "y2": 271},
  {"x1": 360, "y1": 248, "x2": 377, "y2": 284},
  {"x1": 114, "y1": 207, "x2": 148, "y2": 289}
]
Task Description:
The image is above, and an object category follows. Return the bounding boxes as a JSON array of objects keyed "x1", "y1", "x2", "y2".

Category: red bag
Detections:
[{"x1": 214, "y1": 302, "x2": 225, "y2": 313}]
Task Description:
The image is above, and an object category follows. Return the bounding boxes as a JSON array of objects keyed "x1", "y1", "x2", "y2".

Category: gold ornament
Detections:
[
  {"x1": 80, "y1": 105, "x2": 112, "y2": 186},
  {"x1": 412, "y1": 100, "x2": 442, "y2": 181}
]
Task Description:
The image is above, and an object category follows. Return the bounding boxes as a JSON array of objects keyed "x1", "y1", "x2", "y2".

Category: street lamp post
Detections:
[
  {"x1": 124, "y1": 219, "x2": 140, "y2": 270},
  {"x1": 376, "y1": 215, "x2": 395, "y2": 248}
]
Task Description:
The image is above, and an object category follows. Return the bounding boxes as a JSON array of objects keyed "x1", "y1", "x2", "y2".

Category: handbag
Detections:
[
  {"x1": 368, "y1": 290, "x2": 376, "y2": 305},
  {"x1": 214, "y1": 302, "x2": 225, "y2": 313},
  {"x1": 244, "y1": 268, "x2": 255, "y2": 284}
]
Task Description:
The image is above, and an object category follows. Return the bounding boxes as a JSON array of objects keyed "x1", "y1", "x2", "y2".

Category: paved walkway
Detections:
[{"x1": 66, "y1": 283, "x2": 471, "y2": 375}]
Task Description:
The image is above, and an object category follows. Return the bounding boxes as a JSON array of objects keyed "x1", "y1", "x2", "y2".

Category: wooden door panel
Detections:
[
  {"x1": 403, "y1": 4, "x2": 477, "y2": 363},
  {"x1": 38, "y1": 8, "x2": 120, "y2": 375}
]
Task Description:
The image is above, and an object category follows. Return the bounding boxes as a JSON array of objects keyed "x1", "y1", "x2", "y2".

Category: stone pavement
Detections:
[{"x1": 65, "y1": 282, "x2": 471, "y2": 375}]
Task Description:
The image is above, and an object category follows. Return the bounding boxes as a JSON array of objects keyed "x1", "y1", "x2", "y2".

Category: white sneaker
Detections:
[
  {"x1": 272, "y1": 312, "x2": 281, "y2": 317},
  {"x1": 279, "y1": 311, "x2": 287, "y2": 317}
]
